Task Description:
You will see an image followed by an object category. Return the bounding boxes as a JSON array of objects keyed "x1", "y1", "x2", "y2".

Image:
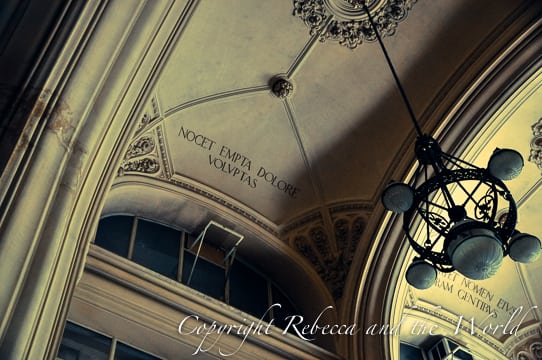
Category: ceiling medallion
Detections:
[
  {"x1": 270, "y1": 75, "x2": 294, "y2": 99},
  {"x1": 293, "y1": 0, "x2": 417, "y2": 49}
]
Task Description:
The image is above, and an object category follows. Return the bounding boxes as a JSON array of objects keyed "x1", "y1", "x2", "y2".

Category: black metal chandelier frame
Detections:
[
  {"x1": 359, "y1": 0, "x2": 538, "y2": 282},
  {"x1": 402, "y1": 135, "x2": 518, "y2": 272}
]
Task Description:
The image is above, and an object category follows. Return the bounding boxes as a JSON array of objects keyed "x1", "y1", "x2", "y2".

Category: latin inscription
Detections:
[
  {"x1": 178, "y1": 126, "x2": 300, "y2": 198},
  {"x1": 432, "y1": 272, "x2": 522, "y2": 318}
]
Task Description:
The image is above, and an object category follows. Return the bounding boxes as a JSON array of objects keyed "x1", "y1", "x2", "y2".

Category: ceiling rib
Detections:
[
  {"x1": 287, "y1": 17, "x2": 332, "y2": 79},
  {"x1": 162, "y1": 85, "x2": 269, "y2": 117},
  {"x1": 283, "y1": 98, "x2": 337, "y2": 253}
]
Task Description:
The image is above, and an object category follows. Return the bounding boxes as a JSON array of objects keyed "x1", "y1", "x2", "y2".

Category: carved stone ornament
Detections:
[
  {"x1": 119, "y1": 157, "x2": 159, "y2": 176},
  {"x1": 293, "y1": 0, "x2": 417, "y2": 49},
  {"x1": 290, "y1": 216, "x2": 365, "y2": 299},
  {"x1": 125, "y1": 136, "x2": 155, "y2": 160},
  {"x1": 532, "y1": 342, "x2": 542, "y2": 359},
  {"x1": 118, "y1": 132, "x2": 161, "y2": 176},
  {"x1": 529, "y1": 118, "x2": 542, "y2": 173},
  {"x1": 512, "y1": 340, "x2": 542, "y2": 360},
  {"x1": 137, "y1": 96, "x2": 160, "y2": 133},
  {"x1": 271, "y1": 76, "x2": 294, "y2": 99}
]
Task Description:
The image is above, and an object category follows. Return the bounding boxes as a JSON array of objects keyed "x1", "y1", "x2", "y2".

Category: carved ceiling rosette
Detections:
[
  {"x1": 270, "y1": 75, "x2": 294, "y2": 99},
  {"x1": 293, "y1": 0, "x2": 417, "y2": 49}
]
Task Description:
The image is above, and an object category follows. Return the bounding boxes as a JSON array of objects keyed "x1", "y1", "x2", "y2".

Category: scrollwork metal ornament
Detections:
[{"x1": 293, "y1": 0, "x2": 417, "y2": 49}]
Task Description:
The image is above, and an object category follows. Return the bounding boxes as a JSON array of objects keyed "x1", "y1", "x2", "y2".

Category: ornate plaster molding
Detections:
[
  {"x1": 118, "y1": 127, "x2": 162, "y2": 177},
  {"x1": 512, "y1": 340, "x2": 542, "y2": 360},
  {"x1": 136, "y1": 95, "x2": 161, "y2": 134},
  {"x1": 286, "y1": 214, "x2": 366, "y2": 299},
  {"x1": 529, "y1": 118, "x2": 542, "y2": 173},
  {"x1": 270, "y1": 75, "x2": 294, "y2": 99},
  {"x1": 293, "y1": 0, "x2": 417, "y2": 49}
]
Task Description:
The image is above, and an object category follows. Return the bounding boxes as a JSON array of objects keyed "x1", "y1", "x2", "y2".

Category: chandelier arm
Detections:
[
  {"x1": 361, "y1": 1, "x2": 423, "y2": 137},
  {"x1": 441, "y1": 152, "x2": 482, "y2": 170},
  {"x1": 420, "y1": 198, "x2": 449, "y2": 212},
  {"x1": 424, "y1": 186, "x2": 431, "y2": 246}
]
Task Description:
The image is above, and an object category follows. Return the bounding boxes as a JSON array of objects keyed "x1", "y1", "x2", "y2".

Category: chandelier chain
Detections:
[{"x1": 361, "y1": 1, "x2": 423, "y2": 136}]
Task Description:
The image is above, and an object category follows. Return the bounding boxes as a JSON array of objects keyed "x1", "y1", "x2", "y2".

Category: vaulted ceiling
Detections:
[
  {"x1": 109, "y1": 0, "x2": 530, "y2": 224},
  {"x1": 72, "y1": 0, "x2": 542, "y2": 356},
  {"x1": 2, "y1": 0, "x2": 542, "y2": 358}
]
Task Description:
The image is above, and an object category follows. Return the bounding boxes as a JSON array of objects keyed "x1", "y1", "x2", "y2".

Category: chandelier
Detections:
[{"x1": 358, "y1": 2, "x2": 542, "y2": 289}]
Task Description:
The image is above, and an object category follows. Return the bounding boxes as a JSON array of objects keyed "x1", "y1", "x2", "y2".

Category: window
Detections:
[
  {"x1": 229, "y1": 260, "x2": 270, "y2": 320},
  {"x1": 427, "y1": 338, "x2": 473, "y2": 360},
  {"x1": 132, "y1": 219, "x2": 180, "y2": 280},
  {"x1": 93, "y1": 216, "x2": 299, "y2": 329},
  {"x1": 94, "y1": 215, "x2": 132, "y2": 257},
  {"x1": 182, "y1": 251, "x2": 225, "y2": 300},
  {"x1": 400, "y1": 343, "x2": 424, "y2": 360},
  {"x1": 57, "y1": 322, "x2": 159, "y2": 360}
]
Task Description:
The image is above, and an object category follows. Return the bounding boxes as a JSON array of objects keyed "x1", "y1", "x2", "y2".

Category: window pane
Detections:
[
  {"x1": 437, "y1": 342, "x2": 446, "y2": 357},
  {"x1": 94, "y1": 216, "x2": 133, "y2": 257},
  {"x1": 400, "y1": 343, "x2": 424, "y2": 360},
  {"x1": 182, "y1": 251, "x2": 224, "y2": 300},
  {"x1": 115, "y1": 341, "x2": 160, "y2": 360},
  {"x1": 229, "y1": 261, "x2": 269, "y2": 320},
  {"x1": 132, "y1": 219, "x2": 180, "y2": 280},
  {"x1": 454, "y1": 349, "x2": 473, "y2": 360},
  {"x1": 271, "y1": 284, "x2": 298, "y2": 332},
  {"x1": 57, "y1": 322, "x2": 111, "y2": 360},
  {"x1": 448, "y1": 340, "x2": 458, "y2": 351}
]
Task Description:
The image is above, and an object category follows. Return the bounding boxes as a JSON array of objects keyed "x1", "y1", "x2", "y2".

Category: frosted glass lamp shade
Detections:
[
  {"x1": 488, "y1": 149, "x2": 524, "y2": 180},
  {"x1": 446, "y1": 221, "x2": 503, "y2": 280},
  {"x1": 406, "y1": 260, "x2": 437, "y2": 289},
  {"x1": 382, "y1": 182, "x2": 414, "y2": 213},
  {"x1": 509, "y1": 232, "x2": 541, "y2": 263}
]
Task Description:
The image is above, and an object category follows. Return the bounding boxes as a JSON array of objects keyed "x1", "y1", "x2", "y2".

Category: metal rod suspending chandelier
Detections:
[{"x1": 359, "y1": 1, "x2": 542, "y2": 289}]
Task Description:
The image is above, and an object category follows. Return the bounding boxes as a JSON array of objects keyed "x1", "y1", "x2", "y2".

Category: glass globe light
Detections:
[
  {"x1": 488, "y1": 148, "x2": 524, "y2": 180},
  {"x1": 406, "y1": 259, "x2": 437, "y2": 289},
  {"x1": 446, "y1": 221, "x2": 503, "y2": 280},
  {"x1": 382, "y1": 182, "x2": 414, "y2": 213},
  {"x1": 509, "y1": 232, "x2": 541, "y2": 263}
]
